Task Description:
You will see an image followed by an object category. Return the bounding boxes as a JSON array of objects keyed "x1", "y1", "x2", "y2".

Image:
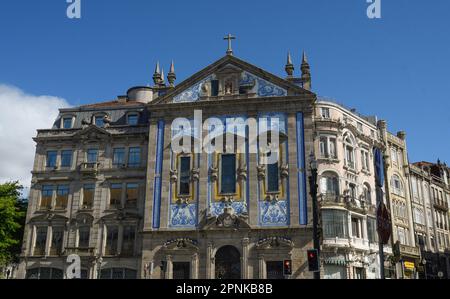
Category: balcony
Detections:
[
  {"x1": 80, "y1": 162, "x2": 99, "y2": 177},
  {"x1": 433, "y1": 199, "x2": 449, "y2": 211},
  {"x1": 350, "y1": 237, "x2": 370, "y2": 250}
]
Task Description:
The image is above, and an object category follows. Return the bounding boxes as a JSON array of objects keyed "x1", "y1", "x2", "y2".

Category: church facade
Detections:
[{"x1": 17, "y1": 47, "x2": 319, "y2": 279}]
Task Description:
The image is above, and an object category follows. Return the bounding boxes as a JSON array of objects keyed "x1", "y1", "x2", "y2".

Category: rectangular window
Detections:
[
  {"x1": 352, "y1": 217, "x2": 361, "y2": 238},
  {"x1": 62, "y1": 118, "x2": 73, "y2": 129},
  {"x1": 87, "y1": 149, "x2": 98, "y2": 163},
  {"x1": 179, "y1": 156, "x2": 191, "y2": 196},
  {"x1": 220, "y1": 154, "x2": 236, "y2": 194},
  {"x1": 82, "y1": 184, "x2": 95, "y2": 209},
  {"x1": 267, "y1": 153, "x2": 279, "y2": 192},
  {"x1": 173, "y1": 262, "x2": 190, "y2": 279},
  {"x1": 110, "y1": 183, "x2": 122, "y2": 208},
  {"x1": 321, "y1": 108, "x2": 330, "y2": 119},
  {"x1": 113, "y1": 148, "x2": 125, "y2": 167},
  {"x1": 122, "y1": 226, "x2": 136, "y2": 256},
  {"x1": 367, "y1": 217, "x2": 378, "y2": 243},
  {"x1": 95, "y1": 116, "x2": 104, "y2": 127},
  {"x1": 211, "y1": 80, "x2": 219, "y2": 96},
  {"x1": 361, "y1": 151, "x2": 370, "y2": 171},
  {"x1": 50, "y1": 227, "x2": 64, "y2": 256},
  {"x1": 105, "y1": 226, "x2": 118, "y2": 256},
  {"x1": 319, "y1": 137, "x2": 328, "y2": 157},
  {"x1": 60, "y1": 150, "x2": 73, "y2": 168},
  {"x1": 128, "y1": 147, "x2": 141, "y2": 167},
  {"x1": 55, "y1": 185, "x2": 69, "y2": 210},
  {"x1": 391, "y1": 148, "x2": 397, "y2": 164},
  {"x1": 46, "y1": 151, "x2": 57, "y2": 168},
  {"x1": 125, "y1": 183, "x2": 138, "y2": 208},
  {"x1": 127, "y1": 114, "x2": 138, "y2": 126},
  {"x1": 78, "y1": 226, "x2": 90, "y2": 248},
  {"x1": 34, "y1": 227, "x2": 47, "y2": 256},
  {"x1": 41, "y1": 185, "x2": 53, "y2": 210}
]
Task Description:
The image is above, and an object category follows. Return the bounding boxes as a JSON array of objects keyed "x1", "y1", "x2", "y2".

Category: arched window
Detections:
[
  {"x1": 320, "y1": 172, "x2": 340, "y2": 200},
  {"x1": 390, "y1": 175, "x2": 404, "y2": 196},
  {"x1": 343, "y1": 133, "x2": 356, "y2": 169}
]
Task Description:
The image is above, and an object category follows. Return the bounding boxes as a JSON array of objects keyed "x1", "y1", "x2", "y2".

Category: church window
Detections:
[
  {"x1": 267, "y1": 152, "x2": 279, "y2": 193},
  {"x1": 179, "y1": 156, "x2": 191, "y2": 196},
  {"x1": 220, "y1": 154, "x2": 236, "y2": 194},
  {"x1": 211, "y1": 80, "x2": 219, "y2": 96}
]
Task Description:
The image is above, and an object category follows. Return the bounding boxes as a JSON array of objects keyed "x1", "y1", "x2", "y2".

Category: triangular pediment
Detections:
[
  {"x1": 152, "y1": 55, "x2": 313, "y2": 105},
  {"x1": 73, "y1": 125, "x2": 111, "y2": 139}
]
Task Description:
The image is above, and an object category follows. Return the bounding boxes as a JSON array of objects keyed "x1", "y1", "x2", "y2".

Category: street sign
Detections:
[{"x1": 377, "y1": 201, "x2": 392, "y2": 245}]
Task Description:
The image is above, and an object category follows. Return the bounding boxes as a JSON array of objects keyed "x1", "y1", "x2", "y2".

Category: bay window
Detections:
[
  {"x1": 320, "y1": 172, "x2": 340, "y2": 200},
  {"x1": 322, "y1": 209, "x2": 348, "y2": 239}
]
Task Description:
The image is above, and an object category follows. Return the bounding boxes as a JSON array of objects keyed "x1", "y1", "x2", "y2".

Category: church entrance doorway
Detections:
[{"x1": 215, "y1": 245, "x2": 241, "y2": 279}]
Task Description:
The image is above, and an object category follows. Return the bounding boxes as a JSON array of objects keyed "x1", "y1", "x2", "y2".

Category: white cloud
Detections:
[{"x1": 0, "y1": 85, "x2": 70, "y2": 189}]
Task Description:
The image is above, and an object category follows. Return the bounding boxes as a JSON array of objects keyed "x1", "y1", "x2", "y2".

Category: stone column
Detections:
[
  {"x1": 166, "y1": 255, "x2": 173, "y2": 279},
  {"x1": 258, "y1": 254, "x2": 265, "y2": 279},
  {"x1": 287, "y1": 112, "x2": 300, "y2": 226},
  {"x1": 241, "y1": 238, "x2": 250, "y2": 279},
  {"x1": 206, "y1": 242, "x2": 214, "y2": 279},
  {"x1": 117, "y1": 225, "x2": 124, "y2": 255},
  {"x1": 191, "y1": 253, "x2": 199, "y2": 279}
]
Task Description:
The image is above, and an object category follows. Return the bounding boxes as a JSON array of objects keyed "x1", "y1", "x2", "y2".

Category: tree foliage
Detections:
[{"x1": 0, "y1": 182, "x2": 27, "y2": 266}]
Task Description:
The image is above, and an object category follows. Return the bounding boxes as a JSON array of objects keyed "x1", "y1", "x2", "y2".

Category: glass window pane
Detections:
[
  {"x1": 179, "y1": 156, "x2": 191, "y2": 195},
  {"x1": 221, "y1": 154, "x2": 236, "y2": 194},
  {"x1": 112, "y1": 268, "x2": 124, "y2": 279},
  {"x1": 126, "y1": 183, "x2": 138, "y2": 208},
  {"x1": 78, "y1": 226, "x2": 90, "y2": 248},
  {"x1": 122, "y1": 226, "x2": 135, "y2": 255},
  {"x1": 56, "y1": 185, "x2": 69, "y2": 209},
  {"x1": 124, "y1": 269, "x2": 137, "y2": 279},
  {"x1": 128, "y1": 147, "x2": 141, "y2": 167},
  {"x1": 106, "y1": 226, "x2": 118, "y2": 255},
  {"x1": 50, "y1": 227, "x2": 64, "y2": 255},
  {"x1": 267, "y1": 160, "x2": 279, "y2": 192},
  {"x1": 95, "y1": 116, "x2": 105, "y2": 127},
  {"x1": 87, "y1": 149, "x2": 98, "y2": 163},
  {"x1": 127, "y1": 114, "x2": 138, "y2": 125},
  {"x1": 113, "y1": 148, "x2": 125, "y2": 166},
  {"x1": 34, "y1": 227, "x2": 48, "y2": 256},
  {"x1": 46, "y1": 151, "x2": 57, "y2": 167},
  {"x1": 41, "y1": 185, "x2": 53, "y2": 209},
  {"x1": 110, "y1": 183, "x2": 122, "y2": 208},
  {"x1": 61, "y1": 150, "x2": 73, "y2": 167},
  {"x1": 82, "y1": 184, "x2": 95, "y2": 209},
  {"x1": 63, "y1": 118, "x2": 73, "y2": 129}
]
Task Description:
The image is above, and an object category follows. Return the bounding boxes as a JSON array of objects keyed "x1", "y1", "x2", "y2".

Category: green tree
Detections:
[{"x1": 0, "y1": 182, "x2": 27, "y2": 268}]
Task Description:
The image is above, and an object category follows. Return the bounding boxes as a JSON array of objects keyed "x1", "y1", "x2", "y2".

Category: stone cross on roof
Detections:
[{"x1": 224, "y1": 34, "x2": 236, "y2": 56}]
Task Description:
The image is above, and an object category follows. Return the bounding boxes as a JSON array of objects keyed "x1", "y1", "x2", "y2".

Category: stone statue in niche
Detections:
[
  {"x1": 200, "y1": 82, "x2": 209, "y2": 97},
  {"x1": 225, "y1": 80, "x2": 233, "y2": 95}
]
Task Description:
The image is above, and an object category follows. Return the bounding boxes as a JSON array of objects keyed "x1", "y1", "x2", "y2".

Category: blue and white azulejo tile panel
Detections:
[
  {"x1": 173, "y1": 75, "x2": 215, "y2": 103},
  {"x1": 259, "y1": 200, "x2": 288, "y2": 226},
  {"x1": 169, "y1": 203, "x2": 197, "y2": 228},
  {"x1": 210, "y1": 201, "x2": 248, "y2": 217}
]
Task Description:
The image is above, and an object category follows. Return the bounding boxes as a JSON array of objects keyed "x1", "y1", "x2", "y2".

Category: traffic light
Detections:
[
  {"x1": 307, "y1": 249, "x2": 320, "y2": 272},
  {"x1": 283, "y1": 260, "x2": 292, "y2": 276}
]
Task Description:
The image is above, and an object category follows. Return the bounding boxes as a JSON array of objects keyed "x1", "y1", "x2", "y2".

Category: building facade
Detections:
[
  {"x1": 16, "y1": 47, "x2": 450, "y2": 279},
  {"x1": 409, "y1": 161, "x2": 450, "y2": 279},
  {"x1": 18, "y1": 50, "x2": 320, "y2": 279},
  {"x1": 314, "y1": 100, "x2": 393, "y2": 279}
]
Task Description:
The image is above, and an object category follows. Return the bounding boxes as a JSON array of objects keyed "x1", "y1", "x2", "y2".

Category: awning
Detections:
[{"x1": 323, "y1": 256, "x2": 347, "y2": 266}]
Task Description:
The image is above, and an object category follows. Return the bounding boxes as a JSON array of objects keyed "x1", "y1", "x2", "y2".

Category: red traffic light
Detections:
[
  {"x1": 307, "y1": 249, "x2": 319, "y2": 272},
  {"x1": 283, "y1": 260, "x2": 292, "y2": 275}
]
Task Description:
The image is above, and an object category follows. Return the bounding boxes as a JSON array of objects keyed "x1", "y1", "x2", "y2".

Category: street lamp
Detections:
[{"x1": 308, "y1": 152, "x2": 320, "y2": 279}]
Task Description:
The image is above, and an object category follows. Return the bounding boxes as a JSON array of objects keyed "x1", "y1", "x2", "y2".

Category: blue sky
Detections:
[{"x1": 0, "y1": 0, "x2": 449, "y2": 166}]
